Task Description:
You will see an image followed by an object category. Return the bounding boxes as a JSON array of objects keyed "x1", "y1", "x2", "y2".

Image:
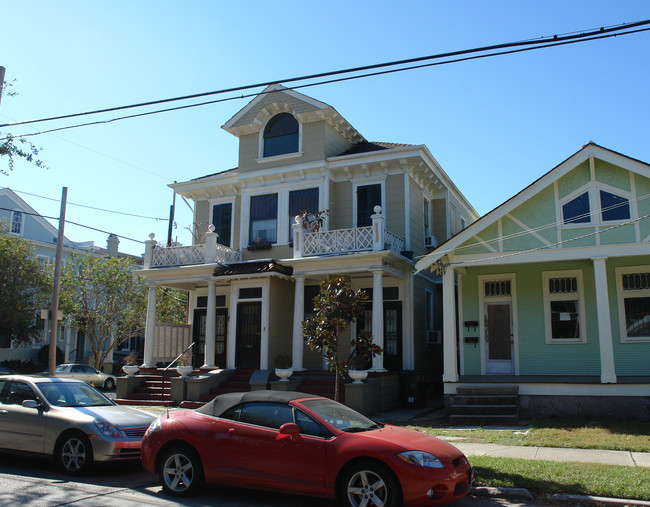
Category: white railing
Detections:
[
  {"x1": 152, "y1": 244, "x2": 206, "y2": 267},
  {"x1": 146, "y1": 229, "x2": 241, "y2": 268},
  {"x1": 304, "y1": 226, "x2": 374, "y2": 256},
  {"x1": 215, "y1": 243, "x2": 242, "y2": 263},
  {"x1": 384, "y1": 230, "x2": 405, "y2": 254}
]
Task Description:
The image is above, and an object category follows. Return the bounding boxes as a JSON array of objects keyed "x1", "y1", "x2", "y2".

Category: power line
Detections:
[
  {"x1": 2, "y1": 186, "x2": 167, "y2": 221},
  {"x1": 1, "y1": 20, "x2": 648, "y2": 135}
]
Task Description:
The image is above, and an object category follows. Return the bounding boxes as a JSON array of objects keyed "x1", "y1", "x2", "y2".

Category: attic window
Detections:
[
  {"x1": 263, "y1": 113, "x2": 298, "y2": 157},
  {"x1": 600, "y1": 190, "x2": 630, "y2": 222},
  {"x1": 562, "y1": 192, "x2": 590, "y2": 224}
]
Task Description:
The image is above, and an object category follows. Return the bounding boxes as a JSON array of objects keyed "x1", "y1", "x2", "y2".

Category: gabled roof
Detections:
[
  {"x1": 337, "y1": 141, "x2": 415, "y2": 157},
  {"x1": 414, "y1": 142, "x2": 650, "y2": 273}
]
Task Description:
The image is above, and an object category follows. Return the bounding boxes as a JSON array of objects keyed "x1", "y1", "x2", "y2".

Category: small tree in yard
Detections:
[
  {"x1": 302, "y1": 277, "x2": 382, "y2": 401},
  {"x1": 60, "y1": 254, "x2": 147, "y2": 370}
]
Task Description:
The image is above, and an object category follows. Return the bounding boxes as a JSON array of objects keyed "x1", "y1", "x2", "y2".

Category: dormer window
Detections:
[
  {"x1": 561, "y1": 187, "x2": 631, "y2": 226},
  {"x1": 263, "y1": 113, "x2": 298, "y2": 157}
]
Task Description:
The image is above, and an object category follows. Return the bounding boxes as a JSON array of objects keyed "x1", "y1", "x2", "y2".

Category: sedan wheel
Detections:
[
  {"x1": 159, "y1": 445, "x2": 204, "y2": 497},
  {"x1": 57, "y1": 433, "x2": 93, "y2": 475},
  {"x1": 103, "y1": 378, "x2": 115, "y2": 390},
  {"x1": 341, "y1": 461, "x2": 400, "y2": 507}
]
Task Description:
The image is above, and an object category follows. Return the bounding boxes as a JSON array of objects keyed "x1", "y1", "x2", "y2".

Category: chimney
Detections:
[{"x1": 106, "y1": 234, "x2": 119, "y2": 258}]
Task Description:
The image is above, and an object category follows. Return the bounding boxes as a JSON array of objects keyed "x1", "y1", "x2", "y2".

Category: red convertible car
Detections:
[{"x1": 141, "y1": 390, "x2": 472, "y2": 506}]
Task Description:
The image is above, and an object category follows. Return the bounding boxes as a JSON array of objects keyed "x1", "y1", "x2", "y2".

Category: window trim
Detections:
[
  {"x1": 542, "y1": 270, "x2": 587, "y2": 344},
  {"x1": 257, "y1": 113, "x2": 303, "y2": 161},
  {"x1": 352, "y1": 178, "x2": 386, "y2": 228},
  {"x1": 209, "y1": 199, "x2": 236, "y2": 248},
  {"x1": 616, "y1": 265, "x2": 650, "y2": 343},
  {"x1": 10, "y1": 211, "x2": 23, "y2": 236}
]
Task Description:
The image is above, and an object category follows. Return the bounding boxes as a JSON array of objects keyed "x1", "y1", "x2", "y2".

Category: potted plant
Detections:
[
  {"x1": 274, "y1": 354, "x2": 293, "y2": 381},
  {"x1": 175, "y1": 350, "x2": 193, "y2": 378},
  {"x1": 121, "y1": 351, "x2": 140, "y2": 377},
  {"x1": 299, "y1": 209, "x2": 329, "y2": 232},
  {"x1": 348, "y1": 331, "x2": 378, "y2": 384},
  {"x1": 247, "y1": 238, "x2": 273, "y2": 251}
]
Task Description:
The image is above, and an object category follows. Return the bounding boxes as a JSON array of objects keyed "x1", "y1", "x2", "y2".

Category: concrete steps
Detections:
[{"x1": 450, "y1": 385, "x2": 518, "y2": 425}]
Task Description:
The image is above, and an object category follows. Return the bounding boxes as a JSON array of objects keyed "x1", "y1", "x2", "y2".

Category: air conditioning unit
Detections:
[
  {"x1": 424, "y1": 235, "x2": 437, "y2": 248},
  {"x1": 426, "y1": 330, "x2": 442, "y2": 344}
]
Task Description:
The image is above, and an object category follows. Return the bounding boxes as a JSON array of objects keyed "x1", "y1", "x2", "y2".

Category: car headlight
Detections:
[
  {"x1": 398, "y1": 451, "x2": 444, "y2": 468},
  {"x1": 93, "y1": 419, "x2": 123, "y2": 439},
  {"x1": 145, "y1": 417, "x2": 162, "y2": 436}
]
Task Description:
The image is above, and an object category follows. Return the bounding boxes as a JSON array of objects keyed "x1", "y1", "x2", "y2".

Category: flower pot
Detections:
[
  {"x1": 122, "y1": 365, "x2": 139, "y2": 377},
  {"x1": 348, "y1": 370, "x2": 368, "y2": 384},
  {"x1": 274, "y1": 368, "x2": 293, "y2": 382},
  {"x1": 176, "y1": 365, "x2": 193, "y2": 378}
]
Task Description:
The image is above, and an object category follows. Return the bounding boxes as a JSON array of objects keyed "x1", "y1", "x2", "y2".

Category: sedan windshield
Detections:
[
  {"x1": 38, "y1": 382, "x2": 113, "y2": 407},
  {"x1": 300, "y1": 398, "x2": 382, "y2": 432}
]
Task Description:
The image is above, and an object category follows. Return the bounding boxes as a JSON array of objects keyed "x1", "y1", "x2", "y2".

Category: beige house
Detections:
[{"x1": 137, "y1": 85, "x2": 476, "y2": 400}]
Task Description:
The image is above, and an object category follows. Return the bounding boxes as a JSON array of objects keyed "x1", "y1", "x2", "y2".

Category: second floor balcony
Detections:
[{"x1": 143, "y1": 207, "x2": 406, "y2": 269}]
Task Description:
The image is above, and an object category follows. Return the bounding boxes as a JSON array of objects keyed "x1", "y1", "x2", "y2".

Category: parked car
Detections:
[
  {"x1": 0, "y1": 375, "x2": 156, "y2": 474},
  {"x1": 141, "y1": 390, "x2": 473, "y2": 506},
  {"x1": 48, "y1": 364, "x2": 117, "y2": 390},
  {"x1": 0, "y1": 365, "x2": 15, "y2": 375}
]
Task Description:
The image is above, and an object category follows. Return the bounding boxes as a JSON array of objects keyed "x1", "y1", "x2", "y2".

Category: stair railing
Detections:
[{"x1": 161, "y1": 342, "x2": 195, "y2": 404}]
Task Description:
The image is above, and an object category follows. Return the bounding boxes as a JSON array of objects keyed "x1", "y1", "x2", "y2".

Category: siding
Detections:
[
  {"x1": 409, "y1": 177, "x2": 425, "y2": 257},
  {"x1": 331, "y1": 180, "x2": 353, "y2": 230},
  {"x1": 324, "y1": 124, "x2": 352, "y2": 157},
  {"x1": 432, "y1": 198, "x2": 447, "y2": 242},
  {"x1": 385, "y1": 174, "x2": 405, "y2": 239},
  {"x1": 557, "y1": 160, "x2": 590, "y2": 199}
]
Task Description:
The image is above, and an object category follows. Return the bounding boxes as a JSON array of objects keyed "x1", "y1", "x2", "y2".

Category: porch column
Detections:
[
  {"x1": 202, "y1": 280, "x2": 217, "y2": 369},
  {"x1": 442, "y1": 267, "x2": 458, "y2": 382},
  {"x1": 292, "y1": 217, "x2": 303, "y2": 258},
  {"x1": 371, "y1": 269, "x2": 385, "y2": 371},
  {"x1": 593, "y1": 257, "x2": 617, "y2": 383},
  {"x1": 292, "y1": 276, "x2": 305, "y2": 370},
  {"x1": 371, "y1": 206, "x2": 385, "y2": 252},
  {"x1": 142, "y1": 285, "x2": 157, "y2": 368},
  {"x1": 227, "y1": 289, "x2": 237, "y2": 369}
]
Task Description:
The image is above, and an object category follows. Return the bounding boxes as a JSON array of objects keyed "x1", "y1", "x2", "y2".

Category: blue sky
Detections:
[{"x1": 2, "y1": 1, "x2": 649, "y2": 256}]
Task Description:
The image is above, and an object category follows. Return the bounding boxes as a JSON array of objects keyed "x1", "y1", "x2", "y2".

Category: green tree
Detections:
[
  {"x1": 0, "y1": 232, "x2": 52, "y2": 346},
  {"x1": 302, "y1": 277, "x2": 382, "y2": 401},
  {"x1": 60, "y1": 254, "x2": 147, "y2": 370},
  {"x1": 0, "y1": 80, "x2": 47, "y2": 174}
]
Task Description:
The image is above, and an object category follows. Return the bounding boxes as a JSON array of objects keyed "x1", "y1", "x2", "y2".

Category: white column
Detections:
[
  {"x1": 371, "y1": 270, "x2": 385, "y2": 371},
  {"x1": 142, "y1": 285, "x2": 157, "y2": 368},
  {"x1": 593, "y1": 257, "x2": 617, "y2": 383},
  {"x1": 227, "y1": 288, "x2": 237, "y2": 369},
  {"x1": 292, "y1": 276, "x2": 306, "y2": 370},
  {"x1": 203, "y1": 281, "x2": 217, "y2": 368},
  {"x1": 205, "y1": 225, "x2": 217, "y2": 263},
  {"x1": 292, "y1": 217, "x2": 303, "y2": 258},
  {"x1": 143, "y1": 234, "x2": 156, "y2": 269},
  {"x1": 442, "y1": 267, "x2": 458, "y2": 382},
  {"x1": 371, "y1": 206, "x2": 385, "y2": 252}
]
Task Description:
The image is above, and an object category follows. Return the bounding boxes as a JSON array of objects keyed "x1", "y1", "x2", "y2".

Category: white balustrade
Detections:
[{"x1": 151, "y1": 243, "x2": 241, "y2": 267}]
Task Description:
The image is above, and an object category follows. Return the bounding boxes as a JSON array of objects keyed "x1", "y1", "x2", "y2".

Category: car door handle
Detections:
[{"x1": 227, "y1": 428, "x2": 236, "y2": 437}]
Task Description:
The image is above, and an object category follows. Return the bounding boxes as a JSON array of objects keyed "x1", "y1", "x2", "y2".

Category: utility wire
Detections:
[{"x1": 1, "y1": 20, "x2": 648, "y2": 133}]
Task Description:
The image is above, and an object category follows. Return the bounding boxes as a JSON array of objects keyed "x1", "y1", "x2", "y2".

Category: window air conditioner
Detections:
[{"x1": 424, "y1": 235, "x2": 437, "y2": 248}]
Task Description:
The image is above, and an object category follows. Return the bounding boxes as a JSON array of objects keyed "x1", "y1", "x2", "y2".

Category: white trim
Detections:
[
  {"x1": 404, "y1": 173, "x2": 410, "y2": 251},
  {"x1": 542, "y1": 269, "x2": 587, "y2": 344},
  {"x1": 505, "y1": 213, "x2": 553, "y2": 247},
  {"x1": 256, "y1": 111, "x2": 304, "y2": 160},
  {"x1": 558, "y1": 181, "x2": 634, "y2": 229},
  {"x1": 208, "y1": 198, "x2": 236, "y2": 249},
  {"x1": 445, "y1": 382, "x2": 650, "y2": 397},
  {"x1": 10, "y1": 210, "x2": 24, "y2": 236},
  {"x1": 615, "y1": 264, "x2": 650, "y2": 343},
  {"x1": 457, "y1": 273, "x2": 465, "y2": 376}
]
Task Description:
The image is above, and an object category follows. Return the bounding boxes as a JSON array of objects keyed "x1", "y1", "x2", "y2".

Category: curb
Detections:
[
  {"x1": 470, "y1": 486, "x2": 534, "y2": 501},
  {"x1": 552, "y1": 494, "x2": 650, "y2": 507}
]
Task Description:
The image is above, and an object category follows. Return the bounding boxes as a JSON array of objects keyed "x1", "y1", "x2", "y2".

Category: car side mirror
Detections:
[
  {"x1": 277, "y1": 423, "x2": 301, "y2": 442},
  {"x1": 22, "y1": 400, "x2": 40, "y2": 409}
]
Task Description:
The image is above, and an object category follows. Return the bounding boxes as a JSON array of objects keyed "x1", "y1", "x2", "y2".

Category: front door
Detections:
[
  {"x1": 193, "y1": 308, "x2": 229, "y2": 368},
  {"x1": 485, "y1": 303, "x2": 513, "y2": 374},
  {"x1": 383, "y1": 301, "x2": 402, "y2": 371},
  {"x1": 192, "y1": 309, "x2": 206, "y2": 369},
  {"x1": 236, "y1": 302, "x2": 261, "y2": 369}
]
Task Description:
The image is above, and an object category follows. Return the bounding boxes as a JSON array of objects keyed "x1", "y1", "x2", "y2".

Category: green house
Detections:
[{"x1": 416, "y1": 143, "x2": 650, "y2": 421}]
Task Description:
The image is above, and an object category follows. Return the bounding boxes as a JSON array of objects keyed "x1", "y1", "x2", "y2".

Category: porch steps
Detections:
[
  {"x1": 114, "y1": 375, "x2": 177, "y2": 407},
  {"x1": 199, "y1": 369, "x2": 254, "y2": 402},
  {"x1": 449, "y1": 385, "x2": 518, "y2": 426},
  {"x1": 293, "y1": 371, "x2": 344, "y2": 401}
]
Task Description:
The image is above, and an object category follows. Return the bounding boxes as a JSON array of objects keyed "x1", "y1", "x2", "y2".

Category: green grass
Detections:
[
  {"x1": 471, "y1": 456, "x2": 650, "y2": 501},
  {"x1": 409, "y1": 417, "x2": 650, "y2": 452}
]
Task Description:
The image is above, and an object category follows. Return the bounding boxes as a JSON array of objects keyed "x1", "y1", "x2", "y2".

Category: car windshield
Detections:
[
  {"x1": 54, "y1": 365, "x2": 69, "y2": 372},
  {"x1": 38, "y1": 382, "x2": 113, "y2": 407},
  {"x1": 300, "y1": 398, "x2": 382, "y2": 432}
]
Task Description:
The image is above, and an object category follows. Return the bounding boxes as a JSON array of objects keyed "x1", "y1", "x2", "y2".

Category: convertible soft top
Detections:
[{"x1": 195, "y1": 390, "x2": 319, "y2": 417}]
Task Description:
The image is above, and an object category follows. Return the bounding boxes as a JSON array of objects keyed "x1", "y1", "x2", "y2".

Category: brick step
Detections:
[
  {"x1": 451, "y1": 404, "x2": 518, "y2": 416},
  {"x1": 450, "y1": 414, "x2": 518, "y2": 426},
  {"x1": 134, "y1": 386, "x2": 171, "y2": 394},
  {"x1": 114, "y1": 399, "x2": 176, "y2": 407},
  {"x1": 125, "y1": 392, "x2": 173, "y2": 401},
  {"x1": 453, "y1": 395, "x2": 518, "y2": 405},
  {"x1": 455, "y1": 386, "x2": 518, "y2": 396}
]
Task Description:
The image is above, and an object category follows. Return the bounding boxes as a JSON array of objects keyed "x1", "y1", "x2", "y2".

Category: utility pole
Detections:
[
  {"x1": 167, "y1": 183, "x2": 176, "y2": 246},
  {"x1": 49, "y1": 187, "x2": 67, "y2": 375},
  {"x1": 0, "y1": 66, "x2": 5, "y2": 107}
]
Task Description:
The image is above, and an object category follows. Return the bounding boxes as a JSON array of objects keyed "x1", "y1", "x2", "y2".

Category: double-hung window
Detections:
[
  {"x1": 356, "y1": 183, "x2": 382, "y2": 227},
  {"x1": 249, "y1": 194, "x2": 278, "y2": 244},
  {"x1": 10, "y1": 211, "x2": 23, "y2": 235},
  {"x1": 616, "y1": 267, "x2": 650, "y2": 342},
  {"x1": 543, "y1": 270, "x2": 586, "y2": 343},
  {"x1": 289, "y1": 188, "x2": 319, "y2": 240},
  {"x1": 212, "y1": 203, "x2": 233, "y2": 247}
]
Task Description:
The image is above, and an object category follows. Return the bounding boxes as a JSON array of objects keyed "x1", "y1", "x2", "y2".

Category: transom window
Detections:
[
  {"x1": 263, "y1": 113, "x2": 299, "y2": 158},
  {"x1": 10, "y1": 211, "x2": 23, "y2": 235},
  {"x1": 543, "y1": 271, "x2": 586, "y2": 343},
  {"x1": 249, "y1": 193, "x2": 278, "y2": 244},
  {"x1": 484, "y1": 280, "x2": 511, "y2": 298},
  {"x1": 617, "y1": 267, "x2": 650, "y2": 342}
]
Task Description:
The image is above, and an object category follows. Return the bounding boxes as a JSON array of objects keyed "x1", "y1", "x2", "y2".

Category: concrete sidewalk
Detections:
[{"x1": 451, "y1": 441, "x2": 650, "y2": 467}]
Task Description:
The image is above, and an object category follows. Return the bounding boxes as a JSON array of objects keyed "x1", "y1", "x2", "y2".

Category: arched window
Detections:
[{"x1": 263, "y1": 113, "x2": 299, "y2": 157}]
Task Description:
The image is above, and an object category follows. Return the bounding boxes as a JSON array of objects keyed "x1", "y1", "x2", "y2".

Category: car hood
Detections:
[
  {"x1": 353, "y1": 425, "x2": 465, "y2": 461},
  {"x1": 56, "y1": 405, "x2": 156, "y2": 428}
]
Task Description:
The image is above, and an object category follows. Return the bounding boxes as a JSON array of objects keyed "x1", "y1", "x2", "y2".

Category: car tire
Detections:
[
  {"x1": 159, "y1": 444, "x2": 204, "y2": 497},
  {"x1": 55, "y1": 432, "x2": 94, "y2": 475},
  {"x1": 339, "y1": 460, "x2": 401, "y2": 507},
  {"x1": 103, "y1": 378, "x2": 115, "y2": 390}
]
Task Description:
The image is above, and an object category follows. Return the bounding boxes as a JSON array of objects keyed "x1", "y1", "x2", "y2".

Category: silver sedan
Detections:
[
  {"x1": 0, "y1": 375, "x2": 156, "y2": 475},
  {"x1": 51, "y1": 364, "x2": 117, "y2": 391}
]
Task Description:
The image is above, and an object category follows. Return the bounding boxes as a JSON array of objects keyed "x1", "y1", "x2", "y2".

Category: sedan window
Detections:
[
  {"x1": 239, "y1": 402, "x2": 294, "y2": 430},
  {"x1": 0, "y1": 381, "x2": 38, "y2": 405},
  {"x1": 38, "y1": 383, "x2": 112, "y2": 407},
  {"x1": 295, "y1": 409, "x2": 332, "y2": 438}
]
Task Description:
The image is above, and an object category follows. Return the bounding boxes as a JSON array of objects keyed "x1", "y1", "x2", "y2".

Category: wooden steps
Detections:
[{"x1": 449, "y1": 385, "x2": 519, "y2": 426}]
